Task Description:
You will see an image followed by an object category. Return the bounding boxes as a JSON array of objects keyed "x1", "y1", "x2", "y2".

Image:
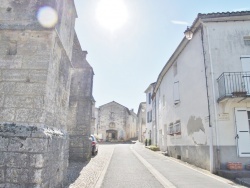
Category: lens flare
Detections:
[{"x1": 37, "y1": 6, "x2": 58, "y2": 28}]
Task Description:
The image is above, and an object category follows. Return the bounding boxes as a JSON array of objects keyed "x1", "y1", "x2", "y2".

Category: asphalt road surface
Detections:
[{"x1": 99, "y1": 143, "x2": 243, "y2": 188}]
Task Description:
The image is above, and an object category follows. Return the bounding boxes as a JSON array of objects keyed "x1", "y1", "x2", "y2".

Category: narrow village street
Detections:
[{"x1": 68, "y1": 142, "x2": 245, "y2": 188}]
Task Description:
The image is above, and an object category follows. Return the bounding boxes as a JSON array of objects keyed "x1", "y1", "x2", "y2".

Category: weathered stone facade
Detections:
[
  {"x1": 0, "y1": 0, "x2": 94, "y2": 187},
  {"x1": 67, "y1": 33, "x2": 94, "y2": 162},
  {"x1": 96, "y1": 101, "x2": 137, "y2": 141}
]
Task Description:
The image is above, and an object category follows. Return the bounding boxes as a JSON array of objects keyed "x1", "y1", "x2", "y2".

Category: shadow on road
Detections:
[{"x1": 64, "y1": 161, "x2": 89, "y2": 187}]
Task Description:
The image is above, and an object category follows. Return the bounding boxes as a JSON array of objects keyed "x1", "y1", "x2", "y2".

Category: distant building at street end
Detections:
[
  {"x1": 137, "y1": 102, "x2": 146, "y2": 143},
  {"x1": 95, "y1": 101, "x2": 138, "y2": 141},
  {"x1": 152, "y1": 11, "x2": 250, "y2": 174}
]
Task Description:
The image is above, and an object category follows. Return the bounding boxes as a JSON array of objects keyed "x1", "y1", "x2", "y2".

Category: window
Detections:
[
  {"x1": 109, "y1": 122, "x2": 116, "y2": 128},
  {"x1": 244, "y1": 36, "x2": 250, "y2": 46},
  {"x1": 174, "y1": 120, "x2": 181, "y2": 134},
  {"x1": 173, "y1": 61, "x2": 177, "y2": 76},
  {"x1": 109, "y1": 112, "x2": 114, "y2": 120},
  {"x1": 168, "y1": 123, "x2": 174, "y2": 135},
  {"x1": 148, "y1": 93, "x2": 151, "y2": 104},
  {"x1": 174, "y1": 81, "x2": 180, "y2": 104},
  {"x1": 147, "y1": 110, "x2": 152, "y2": 123}
]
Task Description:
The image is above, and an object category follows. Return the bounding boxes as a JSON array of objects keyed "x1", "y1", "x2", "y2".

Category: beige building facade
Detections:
[
  {"x1": 137, "y1": 102, "x2": 146, "y2": 142},
  {"x1": 96, "y1": 101, "x2": 138, "y2": 141}
]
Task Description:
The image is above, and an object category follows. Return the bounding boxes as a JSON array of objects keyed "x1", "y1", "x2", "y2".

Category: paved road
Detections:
[
  {"x1": 100, "y1": 144, "x2": 164, "y2": 188},
  {"x1": 99, "y1": 142, "x2": 244, "y2": 188},
  {"x1": 67, "y1": 142, "x2": 245, "y2": 188}
]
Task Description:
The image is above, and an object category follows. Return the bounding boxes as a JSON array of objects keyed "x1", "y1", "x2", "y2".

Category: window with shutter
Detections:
[{"x1": 174, "y1": 81, "x2": 180, "y2": 104}]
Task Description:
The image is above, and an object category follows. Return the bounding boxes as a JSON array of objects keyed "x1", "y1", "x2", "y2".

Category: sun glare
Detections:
[{"x1": 96, "y1": 0, "x2": 128, "y2": 32}]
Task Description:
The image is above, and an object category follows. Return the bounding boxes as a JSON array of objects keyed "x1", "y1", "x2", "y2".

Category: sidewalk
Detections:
[{"x1": 132, "y1": 142, "x2": 245, "y2": 188}]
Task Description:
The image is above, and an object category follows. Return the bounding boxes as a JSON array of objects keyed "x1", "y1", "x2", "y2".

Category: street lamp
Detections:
[{"x1": 184, "y1": 27, "x2": 193, "y2": 40}]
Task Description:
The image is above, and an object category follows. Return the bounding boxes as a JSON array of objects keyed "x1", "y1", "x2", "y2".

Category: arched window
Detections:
[{"x1": 109, "y1": 122, "x2": 115, "y2": 128}]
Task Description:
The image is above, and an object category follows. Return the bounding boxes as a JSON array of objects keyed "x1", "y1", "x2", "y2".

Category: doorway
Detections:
[
  {"x1": 106, "y1": 130, "x2": 118, "y2": 141},
  {"x1": 235, "y1": 108, "x2": 250, "y2": 157}
]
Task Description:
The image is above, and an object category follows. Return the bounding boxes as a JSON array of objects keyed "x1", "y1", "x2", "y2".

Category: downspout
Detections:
[
  {"x1": 204, "y1": 24, "x2": 220, "y2": 170},
  {"x1": 200, "y1": 25, "x2": 214, "y2": 173}
]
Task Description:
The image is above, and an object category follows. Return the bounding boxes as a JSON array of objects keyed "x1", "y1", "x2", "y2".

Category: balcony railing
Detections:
[{"x1": 217, "y1": 72, "x2": 250, "y2": 101}]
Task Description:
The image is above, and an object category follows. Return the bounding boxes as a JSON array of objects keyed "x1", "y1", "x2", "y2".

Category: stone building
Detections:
[
  {"x1": 95, "y1": 101, "x2": 137, "y2": 141},
  {"x1": 137, "y1": 102, "x2": 146, "y2": 143},
  {"x1": 0, "y1": 0, "x2": 94, "y2": 187},
  {"x1": 128, "y1": 109, "x2": 137, "y2": 139}
]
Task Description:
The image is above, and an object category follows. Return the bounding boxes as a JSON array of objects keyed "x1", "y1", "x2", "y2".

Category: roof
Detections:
[
  {"x1": 144, "y1": 82, "x2": 156, "y2": 93},
  {"x1": 153, "y1": 11, "x2": 250, "y2": 95},
  {"x1": 99, "y1": 101, "x2": 131, "y2": 115}
]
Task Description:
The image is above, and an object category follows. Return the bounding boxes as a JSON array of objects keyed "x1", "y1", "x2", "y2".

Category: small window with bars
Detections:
[
  {"x1": 174, "y1": 120, "x2": 181, "y2": 135},
  {"x1": 168, "y1": 123, "x2": 174, "y2": 135}
]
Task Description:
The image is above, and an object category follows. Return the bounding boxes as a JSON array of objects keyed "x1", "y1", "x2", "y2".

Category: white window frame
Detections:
[{"x1": 174, "y1": 81, "x2": 180, "y2": 104}]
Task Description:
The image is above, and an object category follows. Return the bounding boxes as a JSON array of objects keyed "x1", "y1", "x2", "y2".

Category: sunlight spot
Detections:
[
  {"x1": 37, "y1": 6, "x2": 58, "y2": 28},
  {"x1": 96, "y1": 0, "x2": 128, "y2": 32}
]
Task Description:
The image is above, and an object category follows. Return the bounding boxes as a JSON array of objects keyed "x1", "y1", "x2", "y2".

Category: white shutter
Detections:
[
  {"x1": 174, "y1": 81, "x2": 180, "y2": 104},
  {"x1": 235, "y1": 108, "x2": 250, "y2": 157}
]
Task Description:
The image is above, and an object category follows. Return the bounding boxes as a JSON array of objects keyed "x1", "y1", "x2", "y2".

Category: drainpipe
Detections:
[
  {"x1": 200, "y1": 25, "x2": 214, "y2": 173},
  {"x1": 204, "y1": 24, "x2": 220, "y2": 170}
]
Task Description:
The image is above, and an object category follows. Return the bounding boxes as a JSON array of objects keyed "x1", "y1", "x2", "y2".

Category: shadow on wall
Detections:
[{"x1": 64, "y1": 161, "x2": 90, "y2": 187}]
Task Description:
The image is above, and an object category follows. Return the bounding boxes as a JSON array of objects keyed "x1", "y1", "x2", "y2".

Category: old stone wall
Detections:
[
  {"x1": 0, "y1": 28, "x2": 72, "y2": 187},
  {"x1": 0, "y1": 0, "x2": 93, "y2": 187},
  {"x1": 0, "y1": 124, "x2": 69, "y2": 187},
  {"x1": 67, "y1": 32, "x2": 94, "y2": 161}
]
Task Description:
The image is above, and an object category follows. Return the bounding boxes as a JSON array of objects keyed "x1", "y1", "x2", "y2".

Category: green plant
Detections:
[
  {"x1": 145, "y1": 139, "x2": 148, "y2": 146},
  {"x1": 146, "y1": 145, "x2": 160, "y2": 151},
  {"x1": 149, "y1": 139, "x2": 151, "y2": 146}
]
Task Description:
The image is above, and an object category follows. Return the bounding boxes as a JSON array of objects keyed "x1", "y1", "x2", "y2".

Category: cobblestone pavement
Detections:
[{"x1": 65, "y1": 144, "x2": 115, "y2": 188}]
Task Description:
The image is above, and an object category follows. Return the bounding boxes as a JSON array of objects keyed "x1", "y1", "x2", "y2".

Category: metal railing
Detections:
[{"x1": 217, "y1": 72, "x2": 250, "y2": 101}]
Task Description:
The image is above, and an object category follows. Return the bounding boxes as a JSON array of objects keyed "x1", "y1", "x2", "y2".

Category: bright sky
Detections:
[{"x1": 74, "y1": 0, "x2": 249, "y2": 112}]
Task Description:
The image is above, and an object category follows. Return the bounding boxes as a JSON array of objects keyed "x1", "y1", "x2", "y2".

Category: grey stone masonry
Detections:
[
  {"x1": 0, "y1": 123, "x2": 69, "y2": 187},
  {"x1": 0, "y1": 0, "x2": 94, "y2": 187},
  {"x1": 68, "y1": 32, "x2": 94, "y2": 162}
]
